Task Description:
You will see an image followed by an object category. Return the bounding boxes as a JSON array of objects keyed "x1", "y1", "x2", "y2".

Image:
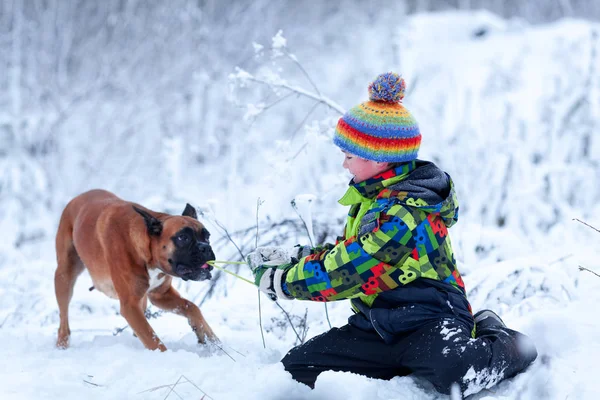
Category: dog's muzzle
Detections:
[{"x1": 174, "y1": 243, "x2": 215, "y2": 281}]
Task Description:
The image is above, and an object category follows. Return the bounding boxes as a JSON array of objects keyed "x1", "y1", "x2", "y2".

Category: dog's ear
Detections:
[
  {"x1": 133, "y1": 206, "x2": 163, "y2": 236},
  {"x1": 182, "y1": 203, "x2": 198, "y2": 220}
]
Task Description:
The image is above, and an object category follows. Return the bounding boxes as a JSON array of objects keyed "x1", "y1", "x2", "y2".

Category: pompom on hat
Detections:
[{"x1": 333, "y1": 72, "x2": 421, "y2": 163}]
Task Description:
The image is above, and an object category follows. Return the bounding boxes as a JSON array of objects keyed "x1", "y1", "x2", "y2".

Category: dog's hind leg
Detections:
[
  {"x1": 148, "y1": 286, "x2": 218, "y2": 344},
  {"x1": 54, "y1": 218, "x2": 85, "y2": 349}
]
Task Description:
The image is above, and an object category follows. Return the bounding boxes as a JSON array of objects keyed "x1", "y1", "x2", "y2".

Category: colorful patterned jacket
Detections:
[{"x1": 284, "y1": 160, "x2": 474, "y2": 342}]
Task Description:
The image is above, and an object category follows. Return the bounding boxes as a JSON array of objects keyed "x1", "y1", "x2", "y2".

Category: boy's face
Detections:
[{"x1": 342, "y1": 151, "x2": 390, "y2": 183}]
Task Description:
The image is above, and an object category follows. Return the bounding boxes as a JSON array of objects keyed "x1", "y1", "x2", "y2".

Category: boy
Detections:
[{"x1": 247, "y1": 73, "x2": 537, "y2": 396}]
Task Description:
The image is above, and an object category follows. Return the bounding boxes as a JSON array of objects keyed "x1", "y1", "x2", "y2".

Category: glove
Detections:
[{"x1": 246, "y1": 247, "x2": 295, "y2": 300}]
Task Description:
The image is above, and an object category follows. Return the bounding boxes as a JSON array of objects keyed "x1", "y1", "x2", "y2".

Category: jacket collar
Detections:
[{"x1": 338, "y1": 161, "x2": 417, "y2": 206}]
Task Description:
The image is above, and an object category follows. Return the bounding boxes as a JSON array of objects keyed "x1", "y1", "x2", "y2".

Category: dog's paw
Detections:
[{"x1": 56, "y1": 336, "x2": 70, "y2": 349}]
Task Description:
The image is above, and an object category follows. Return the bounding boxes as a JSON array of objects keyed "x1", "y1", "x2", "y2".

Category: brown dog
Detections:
[{"x1": 54, "y1": 189, "x2": 217, "y2": 351}]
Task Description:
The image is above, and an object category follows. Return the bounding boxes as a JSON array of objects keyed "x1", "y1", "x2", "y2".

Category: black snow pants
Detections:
[{"x1": 281, "y1": 318, "x2": 537, "y2": 396}]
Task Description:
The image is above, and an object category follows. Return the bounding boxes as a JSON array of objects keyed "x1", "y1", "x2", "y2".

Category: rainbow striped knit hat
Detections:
[{"x1": 333, "y1": 72, "x2": 421, "y2": 163}]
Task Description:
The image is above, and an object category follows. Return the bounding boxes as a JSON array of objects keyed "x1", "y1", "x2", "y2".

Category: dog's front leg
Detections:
[
  {"x1": 120, "y1": 295, "x2": 167, "y2": 351},
  {"x1": 149, "y1": 285, "x2": 218, "y2": 344}
]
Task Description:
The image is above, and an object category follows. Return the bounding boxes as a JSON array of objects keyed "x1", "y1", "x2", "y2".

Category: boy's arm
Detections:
[{"x1": 283, "y1": 202, "x2": 448, "y2": 301}]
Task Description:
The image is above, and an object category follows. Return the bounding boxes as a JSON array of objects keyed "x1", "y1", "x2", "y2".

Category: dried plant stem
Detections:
[
  {"x1": 83, "y1": 379, "x2": 102, "y2": 387},
  {"x1": 163, "y1": 374, "x2": 184, "y2": 400},
  {"x1": 247, "y1": 75, "x2": 344, "y2": 115},
  {"x1": 579, "y1": 265, "x2": 600, "y2": 279},
  {"x1": 284, "y1": 49, "x2": 321, "y2": 96},
  {"x1": 573, "y1": 218, "x2": 600, "y2": 234},
  {"x1": 258, "y1": 290, "x2": 266, "y2": 348},
  {"x1": 138, "y1": 375, "x2": 213, "y2": 400},
  {"x1": 291, "y1": 200, "x2": 332, "y2": 330},
  {"x1": 275, "y1": 301, "x2": 303, "y2": 344},
  {"x1": 255, "y1": 198, "x2": 267, "y2": 349}
]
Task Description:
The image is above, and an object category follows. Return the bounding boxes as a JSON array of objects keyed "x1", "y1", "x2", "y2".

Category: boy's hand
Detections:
[
  {"x1": 247, "y1": 247, "x2": 295, "y2": 300},
  {"x1": 246, "y1": 246, "x2": 294, "y2": 268}
]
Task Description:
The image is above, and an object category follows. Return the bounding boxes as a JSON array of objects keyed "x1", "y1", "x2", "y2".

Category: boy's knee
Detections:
[
  {"x1": 281, "y1": 350, "x2": 318, "y2": 389},
  {"x1": 280, "y1": 350, "x2": 294, "y2": 370},
  {"x1": 421, "y1": 340, "x2": 486, "y2": 395}
]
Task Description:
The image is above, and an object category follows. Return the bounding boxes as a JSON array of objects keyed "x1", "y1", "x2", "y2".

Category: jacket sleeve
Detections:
[{"x1": 284, "y1": 202, "x2": 446, "y2": 301}]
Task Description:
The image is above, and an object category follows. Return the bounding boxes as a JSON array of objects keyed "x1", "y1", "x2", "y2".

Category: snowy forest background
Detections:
[{"x1": 1, "y1": 1, "x2": 599, "y2": 399}]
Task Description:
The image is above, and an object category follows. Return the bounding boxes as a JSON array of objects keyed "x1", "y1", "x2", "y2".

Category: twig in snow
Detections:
[
  {"x1": 573, "y1": 218, "x2": 600, "y2": 234},
  {"x1": 579, "y1": 265, "x2": 600, "y2": 279},
  {"x1": 113, "y1": 308, "x2": 164, "y2": 336},
  {"x1": 211, "y1": 341, "x2": 236, "y2": 362},
  {"x1": 548, "y1": 254, "x2": 574, "y2": 266},
  {"x1": 163, "y1": 375, "x2": 184, "y2": 400},
  {"x1": 113, "y1": 325, "x2": 128, "y2": 336},
  {"x1": 275, "y1": 301, "x2": 303, "y2": 344},
  {"x1": 83, "y1": 379, "x2": 103, "y2": 387},
  {"x1": 139, "y1": 375, "x2": 213, "y2": 400},
  {"x1": 221, "y1": 343, "x2": 246, "y2": 358},
  {"x1": 182, "y1": 375, "x2": 213, "y2": 400}
]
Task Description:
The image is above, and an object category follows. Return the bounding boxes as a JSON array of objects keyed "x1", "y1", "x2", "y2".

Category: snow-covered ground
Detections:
[{"x1": 1, "y1": 232, "x2": 599, "y2": 399}]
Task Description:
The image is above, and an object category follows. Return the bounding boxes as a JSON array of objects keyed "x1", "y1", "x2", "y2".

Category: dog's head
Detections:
[{"x1": 133, "y1": 204, "x2": 215, "y2": 281}]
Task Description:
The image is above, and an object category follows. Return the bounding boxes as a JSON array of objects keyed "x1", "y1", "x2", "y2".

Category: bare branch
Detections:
[
  {"x1": 255, "y1": 198, "x2": 264, "y2": 249},
  {"x1": 163, "y1": 375, "x2": 185, "y2": 400},
  {"x1": 324, "y1": 302, "x2": 332, "y2": 330},
  {"x1": 290, "y1": 199, "x2": 332, "y2": 329},
  {"x1": 549, "y1": 254, "x2": 574, "y2": 266},
  {"x1": 573, "y1": 218, "x2": 600, "y2": 234},
  {"x1": 255, "y1": 197, "x2": 266, "y2": 349},
  {"x1": 290, "y1": 199, "x2": 314, "y2": 247},
  {"x1": 211, "y1": 219, "x2": 246, "y2": 261},
  {"x1": 579, "y1": 265, "x2": 600, "y2": 279},
  {"x1": 291, "y1": 101, "x2": 320, "y2": 140},
  {"x1": 261, "y1": 91, "x2": 296, "y2": 112},
  {"x1": 285, "y1": 49, "x2": 321, "y2": 96},
  {"x1": 246, "y1": 75, "x2": 345, "y2": 115},
  {"x1": 181, "y1": 375, "x2": 214, "y2": 400},
  {"x1": 289, "y1": 142, "x2": 309, "y2": 162},
  {"x1": 138, "y1": 374, "x2": 214, "y2": 400},
  {"x1": 211, "y1": 342, "x2": 236, "y2": 362},
  {"x1": 274, "y1": 302, "x2": 303, "y2": 344},
  {"x1": 83, "y1": 379, "x2": 103, "y2": 387}
]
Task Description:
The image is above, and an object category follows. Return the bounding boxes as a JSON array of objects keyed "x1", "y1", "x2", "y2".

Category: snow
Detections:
[
  {"x1": 1, "y1": 8, "x2": 600, "y2": 400},
  {"x1": 2, "y1": 227, "x2": 598, "y2": 399},
  {"x1": 440, "y1": 321, "x2": 461, "y2": 341}
]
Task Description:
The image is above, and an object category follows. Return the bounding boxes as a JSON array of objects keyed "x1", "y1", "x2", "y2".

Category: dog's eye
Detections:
[{"x1": 176, "y1": 233, "x2": 191, "y2": 246}]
